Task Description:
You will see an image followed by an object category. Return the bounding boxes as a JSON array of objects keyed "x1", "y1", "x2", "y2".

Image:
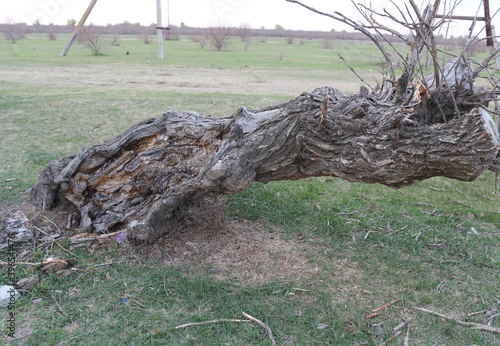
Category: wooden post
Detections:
[
  {"x1": 483, "y1": 0, "x2": 493, "y2": 47},
  {"x1": 157, "y1": 0, "x2": 164, "y2": 59},
  {"x1": 60, "y1": 0, "x2": 99, "y2": 56},
  {"x1": 434, "y1": 0, "x2": 494, "y2": 48}
]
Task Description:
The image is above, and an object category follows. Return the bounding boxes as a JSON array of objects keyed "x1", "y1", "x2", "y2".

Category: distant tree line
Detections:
[{"x1": 0, "y1": 21, "x2": 474, "y2": 50}]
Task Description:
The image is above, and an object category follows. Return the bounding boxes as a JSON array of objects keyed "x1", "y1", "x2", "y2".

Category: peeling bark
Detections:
[{"x1": 31, "y1": 81, "x2": 500, "y2": 244}]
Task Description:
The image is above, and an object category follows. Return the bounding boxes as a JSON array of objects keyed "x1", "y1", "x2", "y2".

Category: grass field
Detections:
[{"x1": 1, "y1": 33, "x2": 499, "y2": 345}]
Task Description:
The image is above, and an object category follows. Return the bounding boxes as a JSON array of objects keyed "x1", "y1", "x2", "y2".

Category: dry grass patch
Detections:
[{"x1": 154, "y1": 219, "x2": 318, "y2": 286}]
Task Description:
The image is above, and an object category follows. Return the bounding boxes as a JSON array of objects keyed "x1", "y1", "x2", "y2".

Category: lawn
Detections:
[{"x1": 0, "y1": 33, "x2": 499, "y2": 345}]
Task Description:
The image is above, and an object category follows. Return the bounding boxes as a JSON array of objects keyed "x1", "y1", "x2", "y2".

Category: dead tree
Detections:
[{"x1": 31, "y1": 1, "x2": 500, "y2": 244}]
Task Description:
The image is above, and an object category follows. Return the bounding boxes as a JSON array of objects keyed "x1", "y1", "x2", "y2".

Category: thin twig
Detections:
[
  {"x1": 372, "y1": 299, "x2": 400, "y2": 312},
  {"x1": 415, "y1": 306, "x2": 500, "y2": 334},
  {"x1": 55, "y1": 328, "x2": 98, "y2": 346},
  {"x1": 0, "y1": 259, "x2": 68, "y2": 267},
  {"x1": 285, "y1": 0, "x2": 395, "y2": 81},
  {"x1": 43, "y1": 216, "x2": 61, "y2": 233},
  {"x1": 242, "y1": 311, "x2": 277, "y2": 346},
  {"x1": 495, "y1": 173, "x2": 498, "y2": 195},
  {"x1": 69, "y1": 230, "x2": 126, "y2": 243},
  {"x1": 380, "y1": 331, "x2": 401, "y2": 345},
  {"x1": 51, "y1": 292, "x2": 67, "y2": 317},
  {"x1": 86, "y1": 261, "x2": 119, "y2": 270},
  {"x1": 267, "y1": 314, "x2": 302, "y2": 319},
  {"x1": 163, "y1": 277, "x2": 171, "y2": 299},
  {"x1": 89, "y1": 124, "x2": 102, "y2": 144},
  {"x1": 467, "y1": 310, "x2": 489, "y2": 317},
  {"x1": 55, "y1": 242, "x2": 81, "y2": 260},
  {"x1": 175, "y1": 319, "x2": 251, "y2": 329},
  {"x1": 393, "y1": 317, "x2": 413, "y2": 331},
  {"x1": 333, "y1": 47, "x2": 374, "y2": 92},
  {"x1": 404, "y1": 325, "x2": 410, "y2": 346}
]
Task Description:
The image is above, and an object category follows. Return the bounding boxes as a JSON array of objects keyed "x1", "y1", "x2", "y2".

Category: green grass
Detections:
[{"x1": 1, "y1": 33, "x2": 499, "y2": 345}]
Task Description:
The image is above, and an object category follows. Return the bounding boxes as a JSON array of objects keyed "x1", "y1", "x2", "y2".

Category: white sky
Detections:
[{"x1": 1, "y1": 0, "x2": 499, "y2": 38}]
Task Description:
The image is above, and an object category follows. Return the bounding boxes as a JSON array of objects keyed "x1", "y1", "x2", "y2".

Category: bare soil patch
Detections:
[{"x1": 157, "y1": 219, "x2": 317, "y2": 285}]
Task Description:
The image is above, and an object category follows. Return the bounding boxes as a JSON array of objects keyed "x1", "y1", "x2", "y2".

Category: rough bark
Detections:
[{"x1": 30, "y1": 77, "x2": 500, "y2": 244}]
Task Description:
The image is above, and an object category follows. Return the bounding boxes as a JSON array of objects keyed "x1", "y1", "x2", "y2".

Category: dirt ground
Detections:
[{"x1": 1, "y1": 64, "x2": 362, "y2": 97}]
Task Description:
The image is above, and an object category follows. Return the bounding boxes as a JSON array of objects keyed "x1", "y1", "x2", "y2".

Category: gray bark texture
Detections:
[{"x1": 31, "y1": 74, "x2": 500, "y2": 244}]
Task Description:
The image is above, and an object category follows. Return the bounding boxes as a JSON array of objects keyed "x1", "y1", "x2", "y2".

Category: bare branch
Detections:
[
  {"x1": 285, "y1": 0, "x2": 396, "y2": 82},
  {"x1": 333, "y1": 47, "x2": 375, "y2": 92},
  {"x1": 473, "y1": 47, "x2": 500, "y2": 78},
  {"x1": 242, "y1": 312, "x2": 277, "y2": 346},
  {"x1": 175, "y1": 319, "x2": 251, "y2": 329},
  {"x1": 415, "y1": 306, "x2": 500, "y2": 334}
]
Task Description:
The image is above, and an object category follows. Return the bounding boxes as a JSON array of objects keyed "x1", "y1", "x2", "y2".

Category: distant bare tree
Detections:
[
  {"x1": 191, "y1": 35, "x2": 208, "y2": 49},
  {"x1": 140, "y1": 25, "x2": 155, "y2": 44},
  {"x1": 237, "y1": 23, "x2": 252, "y2": 51},
  {"x1": 2, "y1": 17, "x2": 25, "y2": 43},
  {"x1": 322, "y1": 33, "x2": 333, "y2": 49},
  {"x1": 110, "y1": 33, "x2": 120, "y2": 46},
  {"x1": 206, "y1": 25, "x2": 231, "y2": 51},
  {"x1": 47, "y1": 24, "x2": 57, "y2": 41},
  {"x1": 237, "y1": 22, "x2": 251, "y2": 42},
  {"x1": 79, "y1": 24, "x2": 104, "y2": 55},
  {"x1": 164, "y1": 25, "x2": 180, "y2": 41}
]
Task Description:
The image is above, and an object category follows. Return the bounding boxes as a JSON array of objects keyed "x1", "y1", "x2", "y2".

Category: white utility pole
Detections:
[{"x1": 157, "y1": 0, "x2": 164, "y2": 59}]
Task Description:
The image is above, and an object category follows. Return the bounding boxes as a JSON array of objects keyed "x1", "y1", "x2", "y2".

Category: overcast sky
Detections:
[{"x1": 1, "y1": 0, "x2": 498, "y2": 38}]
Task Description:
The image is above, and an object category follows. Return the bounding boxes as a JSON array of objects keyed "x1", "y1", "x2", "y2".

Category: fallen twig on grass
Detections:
[
  {"x1": 241, "y1": 311, "x2": 277, "y2": 346},
  {"x1": 55, "y1": 327, "x2": 98, "y2": 346},
  {"x1": 415, "y1": 306, "x2": 500, "y2": 334},
  {"x1": 372, "y1": 299, "x2": 400, "y2": 312},
  {"x1": 51, "y1": 292, "x2": 67, "y2": 317},
  {"x1": 69, "y1": 230, "x2": 126, "y2": 244},
  {"x1": 85, "y1": 261, "x2": 119, "y2": 270},
  {"x1": 175, "y1": 312, "x2": 277, "y2": 345},
  {"x1": 404, "y1": 325, "x2": 410, "y2": 346},
  {"x1": 366, "y1": 299, "x2": 400, "y2": 319},
  {"x1": 393, "y1": 317, "x2": 412, "y2": 331},
  {"x1": 267, "y1": 313, "x2": 302, "y2": 319},
  {"x1": 379, "y1": 330, "x2": 401, "y2": 345},
  {"x1": 467, "y1": 310, "x2": 489, "y2": 317},
  {"x1": 70, "y1": 267, "x2": 91, "y2": 273},
  {"x1": 175, "y1": 319, "x2": 251, "y2": 329},
  {"x1": 55, "y1": 242, "x2": 81, "y2": 259},
  {"x1": 163, "y1": 277, "x2": 171, "y2": 299},
  {"x1": 494, "y1": 172, "x2": 498, "y2": 194},
  {"x1": 89, "y1": 124, "x2": 102, "y2": 144},
  {"x1": 0, "y1": 258, "x2": 67, "y2": 267},
  {"x1": 402, "y1": 201, "x2": 437, "y2": 208},
  {"x1": 489, "y1": 313, "x2": 500, "y2": 326}
]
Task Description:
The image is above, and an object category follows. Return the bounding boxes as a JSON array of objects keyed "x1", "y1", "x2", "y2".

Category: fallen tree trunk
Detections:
[{"x1": 31, "y1": 82, "x2": 499, "y2": 244}]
